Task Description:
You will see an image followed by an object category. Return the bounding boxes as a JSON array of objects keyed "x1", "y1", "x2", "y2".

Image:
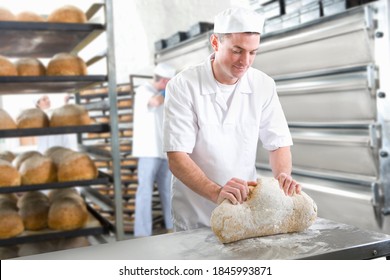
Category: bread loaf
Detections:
[
  {"x1": 12, "y1": 151, "x2": 42, "y2": 170},
  {"x1": 47, "y1": 5, "x2": 87, "y2": 23},
  {"x1": 0, "y1": 109, "x2": 17, "y2": 130},
  {"x1": 0, "y1": 159, "x2": 21, "y2": 187},
  {"x1": 18, "y1": 191, "x2": 50, "y2": 230},
  {"x1": 0, "y1": 194, "x2": 24, "y2": 239},
  {"x1": 50, "y1": 104, "x2": 91, "y2": 127},
  {"x1": 210, "y1": 177, "x2": 317, "y2": 243},
  {"x1": 48, "y1": 188, "x2": 80, "y2": 203},
  {"x1": 0, "y1": 7, "x2": 16, "y2": 21},
  {"x1": 19, "y1": 154, "x2": 57, "y2": 185},
  {"x1": 57, "y1": 152, "x2": 98, "y2": 182},
  {"x1": 16, "y1": 11, "x2": 45, "y2": 22},
  {"x1": 15, "y1": 58, "x2": 46, "y2": 76},
  {"x1": 48, "y1": 189, "x2": 88, "y2": 230},
  {"x1": 0, "y1": 55, "x2": 17, "y2": 76},
  {"x1": 47, "y1": 53, "x2": 87, "y2": 76},
  {"x1": 0, "y1": 150, "x2": 15, "y2": 163},
  {"x1": 44, "y1": 146, "x2": 73, "y2": 164},
  {"x1": 16, "y1": 108, "x2": 50, "y2": 128}
]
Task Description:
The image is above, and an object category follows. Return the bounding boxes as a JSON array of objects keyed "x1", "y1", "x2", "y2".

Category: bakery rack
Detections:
[
  {"x1": 0, "y1": 0, "x2": 125, "y2": 253},
  {"x1": 77, "y1": 74, "x2": 168, "y2": 234}
]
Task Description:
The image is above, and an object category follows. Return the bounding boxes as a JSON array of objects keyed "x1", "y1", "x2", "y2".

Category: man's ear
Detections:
[{"x1": 210, "y1": 34, "x2": 219, "y2": 52}]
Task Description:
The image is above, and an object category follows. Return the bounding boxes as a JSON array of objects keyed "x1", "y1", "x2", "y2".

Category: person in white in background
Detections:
[
  {"x1": 34, "y1": 94, "x2": 78, "y2": 153},
  {"x1": 163, "y1": 7, "x2": 301, "y2": 231},
  {"x1": 132, "y1": 63, "x2": 176, "y2": 236}
]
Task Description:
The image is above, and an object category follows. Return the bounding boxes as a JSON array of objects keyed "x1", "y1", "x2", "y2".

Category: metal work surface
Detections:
[{"x1": 15, "y1": 218, "x2": 390, "y2": 260}]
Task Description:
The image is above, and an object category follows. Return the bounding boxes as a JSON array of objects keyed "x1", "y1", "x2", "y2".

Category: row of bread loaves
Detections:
[
  {"x1": 0, "y1": 5, "x2": 87, "y2": 23},
  {"x1": 0, "y1": 188, "x2": 88, "y2": 239},
  {"x1": 0, "y1": 148, "x2": 97, "y2": 187},
  {"x1": 0, "y1": 53, "x2": 87, "y2": 76},
  {"x1": 0, "y1": 103, "x2": 91, "y2": 130}
]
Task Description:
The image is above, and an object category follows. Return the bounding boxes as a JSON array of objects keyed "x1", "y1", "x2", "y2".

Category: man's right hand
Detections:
[{"x1": 217, "y1": 178, "x2": 257, "y2": 205}]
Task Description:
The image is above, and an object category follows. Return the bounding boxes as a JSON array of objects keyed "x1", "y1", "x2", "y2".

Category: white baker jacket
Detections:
[
  {"x1": 163, "y1": 54, "x2": 293, "y2": 230},
  {"x1": 132, "y1": 83, "x2": 165, "y2": 158}
]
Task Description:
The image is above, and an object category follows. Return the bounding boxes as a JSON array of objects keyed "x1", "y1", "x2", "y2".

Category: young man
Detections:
[
  {"x1": 163, "y1": 7, "x2": 301, "y2": 231},
  {"x1": 132, "y1": 63, "x2": 176, "y2": 236}
]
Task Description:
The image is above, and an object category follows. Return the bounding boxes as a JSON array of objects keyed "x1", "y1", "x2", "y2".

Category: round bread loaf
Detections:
[
  {"x1": 50, "y1": 104, "x2": 91, "y2": 127},
  {"x1": 16, "y1": 11, "x2": 45, "y2": 22},
  {"x1": 0, "y1": 55, "x2": 17, "y2": 76},
  {"x1": 48, "y1": 194, "x2": 88, "y2": 230},
  {"x1": 0, "y1": 159, "x2": 21, "y2": 187},
  {"x1": 18, "y1": 191, "x2": 50, "y2": 230},
  {"x1": 16, "y1": 108, "x2": 50, "y2": 128},
  {"x1": 12, "y1": 151, "x2": 42, "y2": 170},
  {"x1": 15, "y1": 58, "x2": 46, "y2": 76},
  {"x1": 0, "y1": 151, "x2": 15, "y2": 163},
  {"x1": 0, "y1": 194, "x2": 18, "y2": 204},
  {"x1": 44, "y1": 146, "x2": 73, "y2": 164},
  {"x1": 47, "y1": 5, "x2": 87, "y2": 23},
  {"x1": 0, "y1": 195, "x2": 24, "y2": 239},
  {"x1": 0, "y1": 7, "x2": 16, "y2": 21},
  {"x1": 19, "y1": 154, "x2": 57, "y2": 185},
  {"x1": 48, "y1": 188, "x2": 80, "y2": 203},
  {"x1": 0, "y1": 109, "x2": 17, "y2": 130},
  {"x1": 46, "y1": 53, "x2": 87, "y2": 76},
  {"x1": 57, "y1": 152, "x2": 98, "y2": 182}
]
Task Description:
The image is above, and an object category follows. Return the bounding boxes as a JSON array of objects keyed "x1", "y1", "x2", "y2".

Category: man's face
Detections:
[
  {"x1": 38, "y1": 95, "x2": 51, "y2": 109},
  {"x1": 211, "y1": 33, "x2": 260, "y2": 84}
]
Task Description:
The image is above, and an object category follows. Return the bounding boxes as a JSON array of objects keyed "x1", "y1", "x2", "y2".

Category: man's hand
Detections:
[
  {"x1": 276, "y1": 173, "x2": 301, "y2": 196},
  {"x1": 217, "y1": 178, "x2": 257, "y2": 205}
]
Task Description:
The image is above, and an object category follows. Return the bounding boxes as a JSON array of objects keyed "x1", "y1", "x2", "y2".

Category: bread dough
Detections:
[{"x1": 210, "y1": 177, "x2": 317, "y2": 243}]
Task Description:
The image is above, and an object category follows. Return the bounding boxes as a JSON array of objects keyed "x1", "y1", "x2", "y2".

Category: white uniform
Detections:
[
  {"x1": 132, "y1": 83, "x2": 165, "y2": 158},
  {"x1": 163, "y1": 54, "x2": 293, "y2": 230}
]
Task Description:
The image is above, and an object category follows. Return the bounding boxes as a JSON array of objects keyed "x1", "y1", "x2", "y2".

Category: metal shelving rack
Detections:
[{"x1": 0, "y1": 0, "x2": 125, "y2": 249}]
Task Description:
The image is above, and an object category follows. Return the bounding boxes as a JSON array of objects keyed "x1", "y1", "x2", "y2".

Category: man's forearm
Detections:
[
  {"x1": 167, "y1": 151, "x2": 221, "y2": 203},
  {"x1": 268, "y1": 146, "x2": 292, "y2": 178}
]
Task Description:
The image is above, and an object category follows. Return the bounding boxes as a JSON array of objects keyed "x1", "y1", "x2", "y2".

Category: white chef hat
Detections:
[
  {"x1": 153, "y1": 63, "x2": 176, "y2": 79},
  {"x1": 213, "y1": 7, "x2": 265, "y2": 34},
  {"x1": 31, "y1": 94, "x2": 42, "y2": 107}
]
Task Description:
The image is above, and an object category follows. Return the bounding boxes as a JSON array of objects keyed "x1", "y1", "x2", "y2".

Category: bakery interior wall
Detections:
[{"x1": 0, "y1": 0, "x2": 248, "y2": 151}]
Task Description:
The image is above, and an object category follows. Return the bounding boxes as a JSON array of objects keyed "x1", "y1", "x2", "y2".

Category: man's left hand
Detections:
[{"x1": 276, "y1": 173, "x2": 301, "y2": 196}]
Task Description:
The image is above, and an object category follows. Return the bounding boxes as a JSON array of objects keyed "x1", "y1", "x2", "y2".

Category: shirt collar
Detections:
[{"x1": 200, "y1": 53, "x2": 253, "y2": 95}]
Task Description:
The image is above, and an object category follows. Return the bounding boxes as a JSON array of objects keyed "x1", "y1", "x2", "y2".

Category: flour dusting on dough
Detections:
[{"x1": 210, "y1": 177, "x2": 317, "y2": 243}]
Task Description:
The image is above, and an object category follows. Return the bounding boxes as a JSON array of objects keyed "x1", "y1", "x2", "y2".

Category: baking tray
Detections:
[
  {"x1": 0, "y1": 171, "x2": 110, "y2": 194},
  {"x1": 0, "y1": 204, "x2": 112, "y2": 247},
  {"x1": 0, "y1": 21, "x2": 104, "y2": 58},
  {"x1": 0, "y1": 76, "x2": 107, "y2": 94},
  {"x1": 0, "y1": 123, "x2": 109, "y2": 138}
]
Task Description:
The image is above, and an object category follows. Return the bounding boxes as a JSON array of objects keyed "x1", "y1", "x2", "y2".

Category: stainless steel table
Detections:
[{"x1": 15, "y1": 218, "x2": 390, "y2": 260}]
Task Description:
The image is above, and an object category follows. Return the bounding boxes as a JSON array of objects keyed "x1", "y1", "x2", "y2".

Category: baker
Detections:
[{"x1": 163, "y1": 7, "x2": 301, "y2": 231}]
